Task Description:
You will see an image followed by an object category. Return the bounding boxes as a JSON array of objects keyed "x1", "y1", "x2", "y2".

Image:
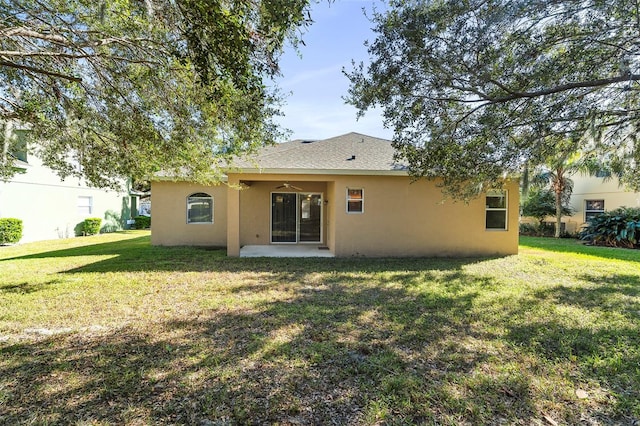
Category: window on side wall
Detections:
[
  {"x1": 12, "y1": 129, "x2": 28, "y2": 163},
  {"x1": 585, "y1": 200, "x2": 604, "y2": 222},
  {"x1": 485, "y1": 190, "x2": 507, "y2": 230},
  {"x1": 77, "y1": 196, "x2": 93, "y2": 215},
  {"x1": 346, "y1": 188, "x2": 364, "y2": 213},
  {"x1": 187, "y1": 192, "x2": 213, "y2": 224}
]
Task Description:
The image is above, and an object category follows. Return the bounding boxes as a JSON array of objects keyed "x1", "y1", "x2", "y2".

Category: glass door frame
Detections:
[{"x1": 270, "y1": 192, "x2": 323, "y2": 244}]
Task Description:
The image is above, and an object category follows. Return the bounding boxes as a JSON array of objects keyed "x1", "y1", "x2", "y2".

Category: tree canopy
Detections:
[
  {"x1": 346, "y1": 0, "x2": 640, "y2": 198},
  {"x1": 0, "y1": 0, "x2": 311, "y2": 188}
]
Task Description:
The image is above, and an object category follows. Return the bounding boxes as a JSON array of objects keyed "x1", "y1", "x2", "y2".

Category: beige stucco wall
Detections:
[
  {"x1": 326, "y1": 181, "x2": 336, "y2": 253},
  {"x1": 150, "y1": 181, "x2": 227, "y2": 246},
  {"x1": 152, "y1": 174, "x2": 519, "y2": 257},
  {"x1": 326, "y1": 175, "x2": 519, "y2": 257},
  {"x1": 226, "y1": 173, "x2": 519, "y2": 257}
]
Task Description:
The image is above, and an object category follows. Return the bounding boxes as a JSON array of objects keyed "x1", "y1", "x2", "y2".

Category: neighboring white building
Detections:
[
  {"x1": 0, "y1": 126, "x2": 136, "y2": 243},
  {"x1": 564, "y1": 174, "x2": 640, "y2": 233}
]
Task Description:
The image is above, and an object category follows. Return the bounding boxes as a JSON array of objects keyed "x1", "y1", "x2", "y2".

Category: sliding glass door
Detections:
[
  {"x1": 299, "y1": 193, "x2": 322, "y2": 242},
  {"x1": 271, "y1": 193, "x2": 297, "y2": 242},
  {"x1": 271, "y1": 193, "x2": 322, "y2": 243}
]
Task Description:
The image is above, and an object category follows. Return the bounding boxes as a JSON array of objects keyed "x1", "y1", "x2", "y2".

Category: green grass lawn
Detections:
[{"x1": 1, "y1": 232, "x2": 638, "y2": 425}]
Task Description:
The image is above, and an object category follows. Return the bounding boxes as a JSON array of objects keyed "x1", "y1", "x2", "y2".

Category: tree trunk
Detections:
[{"x1": 555, "y1": 189, "x2": 562, "y2": 238}]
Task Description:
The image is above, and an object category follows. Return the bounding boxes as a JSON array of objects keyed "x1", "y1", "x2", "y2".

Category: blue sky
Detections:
[{"x1": 273, "y1": 0, "x2": 392, "y2": 141}]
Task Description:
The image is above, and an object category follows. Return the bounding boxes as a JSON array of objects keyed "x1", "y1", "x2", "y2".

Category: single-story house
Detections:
[{"x1": 151, "y1": 133, "x2": 519, "y2": 257}]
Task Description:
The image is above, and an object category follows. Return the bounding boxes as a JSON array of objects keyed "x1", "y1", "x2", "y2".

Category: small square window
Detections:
[
  {"x1": 585, "y1": 199, "x2": 604, "y2": 222},
  {"x1": 346, "y1": 188, "x2": 364, "y2": 213},
  {"x1": 77, "y1": 196, "x2": 93, "y2": 215}
]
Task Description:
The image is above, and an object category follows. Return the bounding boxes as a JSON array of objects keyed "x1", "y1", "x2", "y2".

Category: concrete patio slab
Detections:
[{"x1": 240, "y1": 245, "x2": 334, "y2": 258}]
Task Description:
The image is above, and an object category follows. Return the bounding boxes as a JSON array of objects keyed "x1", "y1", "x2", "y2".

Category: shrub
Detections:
[
  {"x1": 83, "y1": 218, "x2": 102, "y2": 236},
  {"x1": 522, "y1": 188, "x2": 573, "y2": 235},
  {"x1": 101, "y1": 210, "x2": 123, "y2": 233},
  {"x1": 520, "y1": 221, "x2": 576, "y2": 238},
  {"x1": 580, "y1": 207, "x2": 640, "y2": 249},
  {"x1": 522, "y1": 189, "x2": 557, "y2": 226},
  {"x1": 0, "y1": 218, "x2": 23, "y2": 244},
  {"x1": 519, "y1": 223, "x2": 538, "y2": 236},
  {"x1": 133, "y1": 215, "x2": 151, "y2": 229}
]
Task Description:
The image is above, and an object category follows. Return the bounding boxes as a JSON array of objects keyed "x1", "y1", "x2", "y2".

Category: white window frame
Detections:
[
  {"x1": 77, "y1": 196, "x2": 93, "y2": 216},
  {"x1": 585, "y1": 199, "x2": 605, "y2": 222},
  {"x1": 346, "y1": 188, "x2": 364, "y2": 214},
  {"x1": 485, "y1": 190, "x2": 508, "y2": 231},
  {"x1": 186, "y1": 193, "x2": 214, "y2": 224}
]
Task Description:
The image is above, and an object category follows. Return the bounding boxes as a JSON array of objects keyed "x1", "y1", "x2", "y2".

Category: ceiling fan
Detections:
[{"x1": 275, "y1": 182, "x2": 303, "y2": 191}]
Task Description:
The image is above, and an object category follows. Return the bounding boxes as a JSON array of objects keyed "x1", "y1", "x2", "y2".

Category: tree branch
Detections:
[
  {"x1": 0, "y1": 59, "x2": 81, "y2": 82},
  {"x1": 487, "y1": 74, "x2": 640, "y2": 103},
  {"x1": 0, "y1": 50, "x2": 99, "y2": 59},
  {"x1": 0, "y1": 27, "x2": 68, "y2": 44},
  {"x1": 0, "y1": 50, "x2": 164, "y2": 66}
]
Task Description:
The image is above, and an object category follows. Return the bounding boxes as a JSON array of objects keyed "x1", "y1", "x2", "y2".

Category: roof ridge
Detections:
[{"x1": 320, "y1": 131, "x2": 390, "y2": 142}]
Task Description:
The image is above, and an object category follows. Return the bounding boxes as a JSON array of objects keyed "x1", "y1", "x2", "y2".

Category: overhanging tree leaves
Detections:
[
  {"x1": 346, "y1": 0, "x2": 640, "y2": 198},
  {"x1": 0, "y1": 0, "x2": 311, "y2": 188}
]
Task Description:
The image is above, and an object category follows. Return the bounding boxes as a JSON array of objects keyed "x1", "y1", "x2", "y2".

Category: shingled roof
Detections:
[{"x1": 233, "y1": 132, "x2": 406, "y2": 174}]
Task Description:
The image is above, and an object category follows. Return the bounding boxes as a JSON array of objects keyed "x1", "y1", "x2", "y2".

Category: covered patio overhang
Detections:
[{"x1": 226, "y1": 172, "x2": 337, "y2": 257}]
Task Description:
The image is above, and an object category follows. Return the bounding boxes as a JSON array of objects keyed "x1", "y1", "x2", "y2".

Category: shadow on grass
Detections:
[
  {"x1": 539, "y1": 273, "x2": 640, "y2": 312},
  {"x1": 493, "y1": 276, "x2": 640, "y2": 421},
  {"x1": 0, "y1": 234, "x2": 499, "y2": 275},
  {"x1": 0, "y1": 279, "x2": 538, "y2": 425},
  {"x1": 0, "y1": 235, "x2": 157, "y2": 261},
  {"x1": 578, "y1": 272, "x2": 640, "y2": 288},
  {"x1": 504, "y1": 317, "x2": 639, "y2": 416},
  {"x1": 2, "y1": 270, "x2": 636, "y2": 424},
  {"x1": 0, "y1": 278, "x2": 65, "y2": 295},
  {"x1": 519, "y1": 236, "x2": 640, "y2": 263}
]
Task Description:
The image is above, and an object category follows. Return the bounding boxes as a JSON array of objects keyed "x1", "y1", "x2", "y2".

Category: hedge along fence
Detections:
[
  {"x1": 0, "y1": 218, "x2": 23, "y2": 244},
  {"x1": 580, "y1": 207, "x2": 640, "y2": 249}
]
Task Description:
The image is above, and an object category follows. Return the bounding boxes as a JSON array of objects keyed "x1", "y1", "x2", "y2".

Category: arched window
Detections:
[{"x1": 187, "y1": 192, "x2": 213, "y2": 224}]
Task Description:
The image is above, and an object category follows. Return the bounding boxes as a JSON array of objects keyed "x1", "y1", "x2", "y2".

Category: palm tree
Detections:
[
  {"x1": 527, "y1": 137, "x2": 600, "y2": 238},
  {"x1": 530, "y1": 161, "x2": 576, "y2": 238}
]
